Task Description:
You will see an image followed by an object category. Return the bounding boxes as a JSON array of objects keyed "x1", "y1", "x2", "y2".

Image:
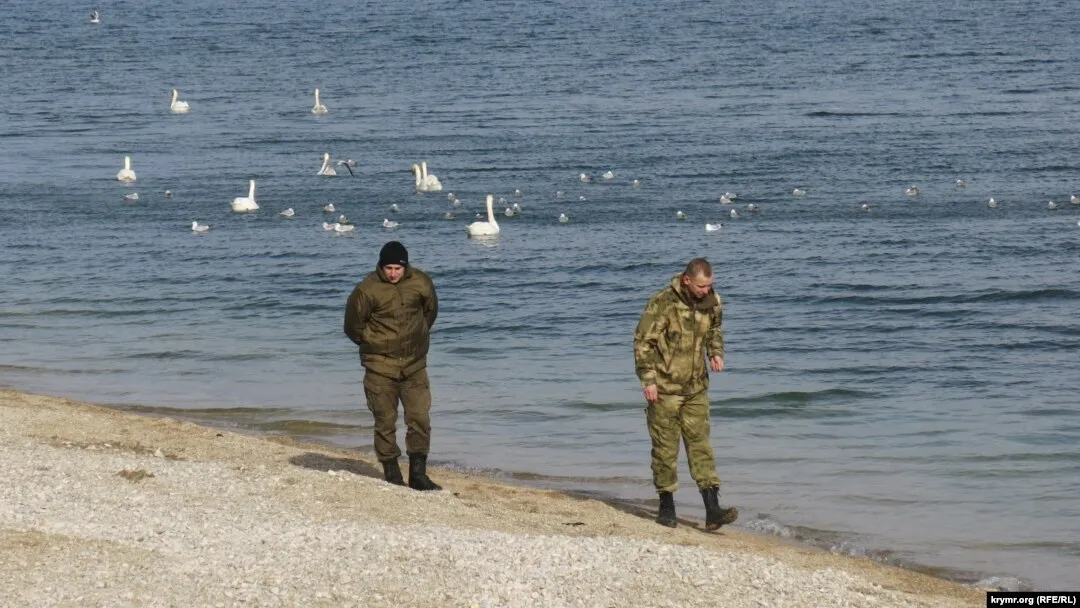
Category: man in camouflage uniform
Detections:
[
  {"x1": 634, "y1": 258, "x2": 738, "y2": 529},
  {"x1": 344, "y1": 241, "x2": 442, "y2": 491}
]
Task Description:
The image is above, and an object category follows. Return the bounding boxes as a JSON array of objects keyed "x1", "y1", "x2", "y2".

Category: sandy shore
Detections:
[{"x1": 0, "y1": 388, "x2": 984, "y2": 607}]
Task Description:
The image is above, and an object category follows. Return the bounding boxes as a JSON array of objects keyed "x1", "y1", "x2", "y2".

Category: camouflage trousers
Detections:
[
  {"x1": 363, "y1": 368, "x2": 432, "y2": 461},
  {"x1": 646, "y1": 390, "x2": 720, "y2": 493}
]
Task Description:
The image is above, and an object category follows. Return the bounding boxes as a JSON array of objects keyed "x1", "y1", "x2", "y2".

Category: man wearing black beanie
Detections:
[{"x1": 344, "y1": 241, "x2": 442, "y2": 491}]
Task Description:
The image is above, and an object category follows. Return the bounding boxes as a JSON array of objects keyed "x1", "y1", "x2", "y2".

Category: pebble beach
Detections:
[{"x1": 0, "y1": 388, "x2": 985, "y2": 607}]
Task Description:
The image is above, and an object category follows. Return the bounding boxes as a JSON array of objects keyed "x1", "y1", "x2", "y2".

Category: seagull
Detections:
[
  {"x1": 514, "y1": 189, "x2": 523, "y2": 198},
  {"x1": 632, "y1": 179, "x2": 641, "y2": 188},
  {"x1": 722, "y1": 192, "x2": 737, "y2": 200},
  {"x1": 578, "y1": 195, "x2": 587, "y2": 201},
  {"x1": 558, "y1": 213, "x2": 570, "y2": 223},
  {"x1": 601, "y1": 171, "x2": 615, "y2": 181},
  {"x1": 719, "y1": 194, "x2": 733, "y2": 204},
  {"x1": 123, "y1": 192, "x2": 139, "y2": 201},
  {"x1": 323, "y1": 203, "x2": 335, "y2": 213},
  {"x1": 1071, "y1": 194, "x2": 1079, "y2": 205},
  {"x1": 988, "y1": 198, "x2": 999, "y2": 208},
  {"x1": 164, "y1": 190, "x2": 173, "y2": 199},
  {"x1": 955, "y1": 179, "x2": 968, "y2": 188},
  {"x1": 441, "y1": 211, "x2": 456, "y2": 220},
  {"x1": 337, "y1": 214, "x2": 352, "y2": 225},
  {"x1": 511, "y1": 202, "x2": 522, "y2": 214},
  {"x1": 746, "y1": 203, "x2": 759, "y2": 212},
  {"x1": 191, "y1": 221, "x2": 209, "y2": 233},
  {"x1": 90, "y1": 10, "x2": 99, "y2": 24},
  {"x1": 675, "y1": 210, "x2": 687, "y2": 220},
  {"x1": 447, "y1": 192, "x2": 456, "y2": 201},
  {"x1": 905, "y1": 185, "x2": 920, "y2": 197},
  {"x1": 792, "y1": 188, "x2": 807, "y2": 196},
  {"x1": 390, "y1": 203, "x2": 400, "y2": 213},
  {"x1": 383, "y1": 218, "x2": 399, "y2": 229},
  {"x1": 312, "y1": 89, "x2": 328, "y2": 115},
  {"x1": 1048, "y1": 201, "x2": 1059, "y2": 210},
  {"x1": 334, "y1": 223, "x2": 354, "y2": 233},
  {"x1": 497, "y1": 196, "x2": 507, "y2": 205},
  {"x1": 335, "y1": 159, "x2": 356, "y2": 177},
  {"x1": 861, "y1": 204, "x2": 872, "y2": 211},
  {"x1": 504, "y1": 207, "x2": 516, "y2": 217},
  {"x1": 556, "y1": 190, "x2": 565, "y2": 199},
  {"x1": 730, "y1": 209, "x2": 740, "y2": 219},
  {"x1": 322, "y1": 222, "x2": 337, "y2": 231},
  {"x1": 279, "y1": 208, "x2": 295, "y2": 217},
  {"x1": 705, "y1": 223, "x2": 722, "y2": 232},
  {"x1": 452, "y1": 198, "x2": 465, "y2": 208},
  {"x1": 579, "y1": 173, "x2": 592, "y2": 183}
]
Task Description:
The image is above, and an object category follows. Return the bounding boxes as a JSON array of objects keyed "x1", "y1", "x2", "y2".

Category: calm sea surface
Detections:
[{"x1": 2, "y1": 0, "x2": 1079, "y2": 590}]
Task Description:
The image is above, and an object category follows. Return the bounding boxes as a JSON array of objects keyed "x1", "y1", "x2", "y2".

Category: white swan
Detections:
[
  {"x1": 90, "y1": 10, "x2": 99, "y2": 24},
  {"x1": 312, "y1": 89, "x2": 328, "y2": 115},
  {"x1": 191, "y1": 221, "x2": 209, "y2": 233},
  {"x1": 905, "y1": 185, "x2": 920, "y2": 197},
  {"x1": 466, "y1": 195, "x2": 500, "y2": 237},
  {"x1": 323, "y1": 203, "x2": 335, "y2": 213},
  {"x1": 230, "y1": 180, "x2": 259, "y2": 212},
  {"x1": 719, "y1": 195, "x2": 732, "y2": 204},
  {"x1": 317, "y1": 152, "x2": 336, "y2": 176},
  {"x1": 280, "y1": 208, "x2": 294, "y2": 217},
  {"x1": 705, "y1": 223, "x2": 722, "y2": 232},
  {"x1": 792, "y1": 188, "x2": 807, "y2": 196},
  {"x1": 383, "y1": 218, "x2": 399, "y2": 229},
  {"x1": 334, "y1": 223, "x2": 354, "y2": 233},
  {"x1": 123, "y1": 192, "x2": 139, "y2": 201},
  {"x1": 675, "y1": 210, "x2": 686, "y2": 220},
  {"x1": 558, "y1": 213, "x2": 570, "y2": 223},
  {"x1": 170, "y1": 89, "x2": 189, "y2": 114},
  {"x1": 116, "y1": 155, "x2": 136, "y2": 182},
  {"x1": 420, "y1": 161, "x2": 442, "y2": 192},
  {"x1": 988, "y1": 198, "x2": 999, "y2": 209}
]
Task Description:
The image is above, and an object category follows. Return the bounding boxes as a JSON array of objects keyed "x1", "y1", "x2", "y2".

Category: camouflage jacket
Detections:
[
  {"x1": 633, "y1": 273, "x2": 725, "y2": 396},
  {"x1": 344, "y1": 265, "x2": 438, "y2": 380}
]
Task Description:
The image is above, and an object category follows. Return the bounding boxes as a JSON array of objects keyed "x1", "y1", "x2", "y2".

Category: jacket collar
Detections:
[
  {"x1": 375, "y1": 265, "x2": 413, "y2": 283},
  {"x1": 670, "y1": 273, "x2": 719, "y2": 311}
]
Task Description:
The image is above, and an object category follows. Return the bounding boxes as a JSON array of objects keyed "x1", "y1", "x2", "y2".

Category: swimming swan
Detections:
[
  {"x1": 334, "y1": 223, "x2": 354, "y2": 233},
  {"x1": 466, "y1": 195, "x2": 500, "y2": 237},
  {"x1": 318, "y1": 152, "x2": 336, "y2": 176},
  {"x1": 419, "y1": 161, "x2": 442, "y2": 192},
  {"x1": 191, "y1": 221, "x2": 209, "y2": 233},
  {"x1": 230, "y1": 180, "x2": 259, "y2": 212},
  {"x1": 705, "y1": 223, "x2": 722, "y2": 232},
  {"x1": 116, "y1": 156, "x2": 136, "y2": 182},
  {"x1": 170, "y1": 89, "x2": 189, "y2": 114},
  {"x1": 383, "y1": 218, "x2": 399, "y2": 229},
  {"x1": 312, "y1": 89, "x2": 328, "y2": 115},
  {"x1": 123, "y1": 192, "x2": 139, "y2": 201},
  {"x1": 719, "y1": 194, "x2": 733, "y2": 204}
]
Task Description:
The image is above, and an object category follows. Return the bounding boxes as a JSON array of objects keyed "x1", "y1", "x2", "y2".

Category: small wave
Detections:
[
  {"x1": 716, "y1": 388, "x2": 875, "y2": 407},
  {"x1": 804, "y1": 111, "x2": 904, "y2": 118}
]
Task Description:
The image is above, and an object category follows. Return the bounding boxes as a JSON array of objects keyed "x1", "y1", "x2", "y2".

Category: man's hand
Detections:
[
  {"x1": 643, "y1": 384, "x2": 658, "y2": 403},
  {"x1": 710, "y1": 356, "x2": 724, "y2": 373}
]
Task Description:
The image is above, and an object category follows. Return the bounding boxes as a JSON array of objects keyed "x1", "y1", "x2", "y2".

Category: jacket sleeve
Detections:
[
  {"x1": 706, "y1": 296, "x2": 725, "y2": 360},
  {"x1": 423, "y1": 274, "x2": 438, "y2": 329},
  {"x1": 633, "y1": 295, "x2": 665, "y2": 388},
  {"x1": 344, "y1": 284, "x2": 370, "y2": 347}
]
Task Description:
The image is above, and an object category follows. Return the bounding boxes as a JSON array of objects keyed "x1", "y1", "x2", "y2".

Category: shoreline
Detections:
[{"x1": 0, "y1": 387, "x2": 985, "y2": 607}]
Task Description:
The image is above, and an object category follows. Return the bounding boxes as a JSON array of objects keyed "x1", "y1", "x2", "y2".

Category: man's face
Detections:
[
  {"x1": 383, "y1": 264, "x2": 405, "y2": 284},
  {"x1": 682, "y1": 272, "x2": 713, "y2": 300}
]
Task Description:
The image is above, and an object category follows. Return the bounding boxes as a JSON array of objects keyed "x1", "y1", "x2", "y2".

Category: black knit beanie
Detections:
[{"x1": 378, "y1": 241, "x2": 409, "y2": 267}]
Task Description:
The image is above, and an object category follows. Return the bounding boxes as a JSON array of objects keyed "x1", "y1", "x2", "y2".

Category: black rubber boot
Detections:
[
  {"x1": 381, "y1": 459, "x2": 405, "y2": 486},
  {"x1": 407, "y1": 453, "x2": 442, "y2": 491},
  {"x1": 701, "y1": 486, "x2": 738, "y2": 530},
  {"x1": 656, "y1": 491, "x2": 677, "y2": 528}
]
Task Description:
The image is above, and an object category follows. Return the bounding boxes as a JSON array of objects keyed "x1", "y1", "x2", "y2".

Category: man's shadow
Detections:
[{"x1": 288, "y1": 452, "x2": 382, "y2": 480}]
